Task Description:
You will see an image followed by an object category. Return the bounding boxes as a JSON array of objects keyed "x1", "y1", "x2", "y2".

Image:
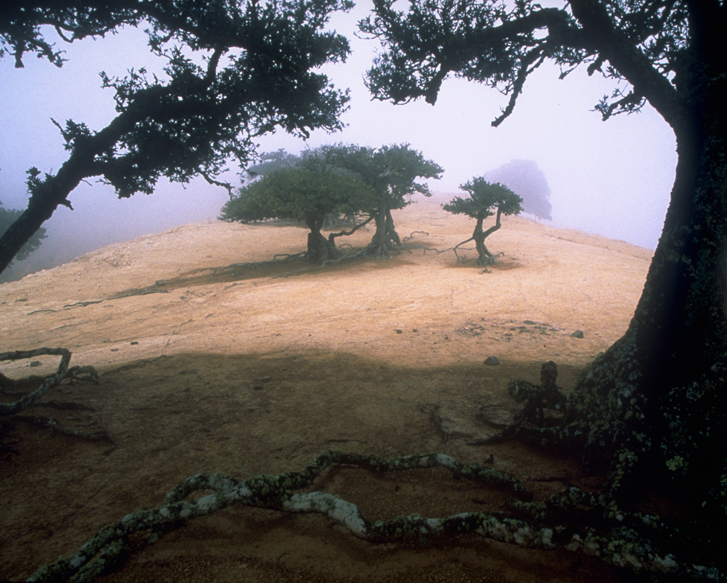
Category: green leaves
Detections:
[
  {"x1": 444, "y1": 177, "x2": 523, "y2": 220},
  {"x1": 319, "y1": 143, "x2": 443, "y2": 208},
  {"x1": 220, "y1": 162, "x2": 376, "y2": 231}
]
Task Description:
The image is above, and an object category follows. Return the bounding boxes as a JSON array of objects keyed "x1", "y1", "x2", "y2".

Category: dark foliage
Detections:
[{"x1": 0, "y1": 0, "x2": 354, "y2": 275}]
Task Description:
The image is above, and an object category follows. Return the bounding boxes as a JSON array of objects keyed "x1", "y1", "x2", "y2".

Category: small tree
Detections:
[
  {"x1": 320, "y1": 143, "x2": 443, "y2": 255},
  {"x1": 443, "y1": 178, "x2": 523, "y2": 266},
  {"x1": 220, "y1": 163, "x2": 375, "y2": 263}
]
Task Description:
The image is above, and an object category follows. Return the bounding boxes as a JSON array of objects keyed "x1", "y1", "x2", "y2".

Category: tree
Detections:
[
  {"x1": 485, "y1": 159, "x2": 552, "y2": 220},
  {"x1": 362, "y1": 0, "x2": 727, "y2": 547},
  {"x1": 443, "y1": 178, "x2": 523, "y2": 265},
  {"x1": 320, "y1": 143, "x2": 443, "y2": 255},
  {"x1": 0, "y1": 0, "x2": 353, "y2": 275},
  {"x1": 220, "y1": 161, "x2": 376, "y2": 262},
  {"x1": 0, "y1": 200, "x2": 46, "y2": 264}
]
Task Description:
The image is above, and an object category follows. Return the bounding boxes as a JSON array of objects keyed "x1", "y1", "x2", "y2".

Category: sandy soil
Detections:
[{"x1": 0, "y1": 195, "x2": 651, "y2": 582}]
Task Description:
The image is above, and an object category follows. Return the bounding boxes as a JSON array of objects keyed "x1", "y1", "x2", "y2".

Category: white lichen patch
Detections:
[
  {"x1": 194, "y1": 494, "x2": 219, "y2": 513},
  {"x1": 284, "y1": 492, "x2": 367, "y2": 538}
]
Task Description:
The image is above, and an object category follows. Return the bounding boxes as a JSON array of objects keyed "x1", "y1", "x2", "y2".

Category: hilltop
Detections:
[{"x1": 0, "y1": 197, "x2": 651, "y2": 582}]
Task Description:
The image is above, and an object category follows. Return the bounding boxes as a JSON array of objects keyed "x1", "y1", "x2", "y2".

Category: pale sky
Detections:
[{"x1": 0, "y1": 2, "x2": 677, "y2": 277}]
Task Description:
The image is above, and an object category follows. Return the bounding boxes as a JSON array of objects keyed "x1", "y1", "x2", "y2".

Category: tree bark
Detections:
[
  {"x1": 563, "y1": 61, "x2": 727, "y2": 521},
  {"x1": 472, "y1": 209, "x2": 503, "y2": 265},
  {"x1": 306, "y1": 219, "x2": 341, "y2": 263}
]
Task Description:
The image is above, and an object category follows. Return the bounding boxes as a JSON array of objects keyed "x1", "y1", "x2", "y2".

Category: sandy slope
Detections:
[{"x1": 0, "y1": 197, "x2": 651, "y2": 582}]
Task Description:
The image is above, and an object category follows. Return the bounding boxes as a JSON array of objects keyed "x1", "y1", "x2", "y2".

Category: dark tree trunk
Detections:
[
  {"x1": 366, "y1": 201, "x2": 394, "y2": 256},
  {"x1": 0, "y1": 154, "x2": 89, "y2": 274},
  {"x1": 563, "y1": 63, "x2": 727, "y2": 524},
  {"x1": 473, "y1": 209, "x2": 502, "y2": 266},
  {"x1": 305, "y1": 219, "x2": 341, "y2": 263},
  {"x1": 384, "y1": 208, "x2": 401, "y2": 246}
]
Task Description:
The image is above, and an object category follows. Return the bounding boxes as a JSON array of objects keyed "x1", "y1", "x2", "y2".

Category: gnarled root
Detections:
[
  {"x1": 0, "y1": 349, "x2": 108, "y2": 442},
  {"x1": 26, "y1": 449, "x2": 720, "y2": 582}
]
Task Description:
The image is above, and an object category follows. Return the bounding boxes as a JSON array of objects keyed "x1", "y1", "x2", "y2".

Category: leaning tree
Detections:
[
  {"x1": 0, "y1": 201, "x2": 46, "y2": 265},
  {"x1": 362, "y1": 0, "x2": 727, "y2": 544},
  {"x1": 443, "y1": 178, "x2": 523, "y2": 265},
  {"x1": 0, "y1": 0, "x2": 354, "y2": 275},
  {"x1": 219, "y1": 160, "x2": 376, "y2": 263},
  {"x1": 320, "y1": 143, "x2": 443, "y2": 255}
]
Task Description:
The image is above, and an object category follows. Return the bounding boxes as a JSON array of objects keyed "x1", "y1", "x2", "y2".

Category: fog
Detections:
[{"x1": 0, "y1": 3, "x2": 677, "y2": 281}]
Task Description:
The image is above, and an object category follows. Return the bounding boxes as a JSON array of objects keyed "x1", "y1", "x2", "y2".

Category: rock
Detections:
[
  {"x1": 484, "y1": 356, "x2": 500, "y2": 366},
  {"x1": 571, "y1": 330, "x2": 585, "y2": 339},
  {"x1": 395, "y1": 329, "x2": 403, "y2": 334}
]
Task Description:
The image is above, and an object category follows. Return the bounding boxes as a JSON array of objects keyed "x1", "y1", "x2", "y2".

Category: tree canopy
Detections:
[
  {"x1": 361, "y1": 0, "x2": 727, "y2": 561},
  {"x1": 0, "y1": 0, "x2": 354, "y2": 275},
  {"x1": 443, "y1": 178, "x2": 523, "y2": 265},
  {"x1": 220, "y1": 158, "x2": 376, "y2": 262},
  {"x1": 319, "y1": 143, "x2": 443, "y2": 254}
]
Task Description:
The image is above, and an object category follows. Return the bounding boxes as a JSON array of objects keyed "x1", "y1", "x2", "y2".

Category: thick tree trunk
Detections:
[
  {"x1": 306, "y1": 221, "x2": 341, "y2": 263},
  {"x1": 366, "y1": 202, "x2": 393, "y2": 256},
  {"x1": 564, "y1": 97, "x2": 727, "y2": 523},
  {"x1": 384, "y1": 208, "x2": 401, "y2": 246}
]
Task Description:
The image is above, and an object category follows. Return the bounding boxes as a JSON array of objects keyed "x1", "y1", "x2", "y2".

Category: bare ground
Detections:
[{"x1": 0, "y1": 196, "x2": 651, "y2": 582}]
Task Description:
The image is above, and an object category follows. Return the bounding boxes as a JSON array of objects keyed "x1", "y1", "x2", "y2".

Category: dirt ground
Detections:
[{"x1": 0, "y1": 195, "x2": 652, "y2": 582}]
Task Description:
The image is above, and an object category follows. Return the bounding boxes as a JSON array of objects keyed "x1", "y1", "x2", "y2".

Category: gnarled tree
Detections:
[
  {"x1": 443, "y1": 178, "x2": 523, "y2": 265},
  {"x1": 219, "y1": 160, "x2": 376, "y2": 262},
  {"x1": 0, "y1": 0, "x2": 353, "y2": 275},
  {"x1": 362, "y1": 0, "x2": 727, "y2": 541},
  {"x1": 320, "y1": 143, "x2": 443, "y2": 255}
]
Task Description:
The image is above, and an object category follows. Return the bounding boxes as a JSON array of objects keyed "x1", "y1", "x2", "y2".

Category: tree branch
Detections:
[{"x1": 568, "y1": 0, "x2": 685, "y2": 130}]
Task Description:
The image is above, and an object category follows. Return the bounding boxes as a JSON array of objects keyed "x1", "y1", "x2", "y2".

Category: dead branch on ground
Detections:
[{"x1": 0, "y1": 349, "x2": 109, "y2": 442}]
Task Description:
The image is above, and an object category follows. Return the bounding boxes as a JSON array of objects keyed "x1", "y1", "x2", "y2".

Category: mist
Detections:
[{"x1": 0, "y1": 3, "x2": 677, "y2": 282}]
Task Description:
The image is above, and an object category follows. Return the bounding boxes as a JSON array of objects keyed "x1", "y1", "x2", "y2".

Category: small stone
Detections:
[
  {"x1": 484, "y1": 356, "x2": 500, "y2": 366},
  {"x1": 395, "y1": 329, "x2": 403, "y2": 334},
  {"x1": 130, "y1": 341, "x2": 139, "y2": 345},
  {"x1": 523, "y1": 320, "x2": 536, "y2": 325},
  {"x1": 253, "y1": 384, "x2": 265, "y2": 391},
  {"x1": 571, "y1": 330, "x2": 585, "y2": 339},
  {"x1": 29, "y1": 361, "x2": 42, "y2": 367}
]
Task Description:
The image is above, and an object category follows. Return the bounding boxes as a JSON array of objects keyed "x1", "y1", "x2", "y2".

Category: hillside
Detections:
[{"x1": 0, "y1": 197, "x2": 651, "y2": 582}]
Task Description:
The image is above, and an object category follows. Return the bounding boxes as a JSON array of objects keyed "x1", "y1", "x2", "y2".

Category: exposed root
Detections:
[
  {"x1": 7, "y1": 352, "x2": 723, "y2": 581},
  {"x1": 0, "y1": 349, "x2": 109, "y2": 442},
  {"x1": 0, "y1": 348, "x2": 72, "y2": 416},
  {"x1": 26, "y1": 449, "x2": 721, "y2": 582},
  {"x1": 402, "y1": 230, "x2": 429, "y2": 242}
]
